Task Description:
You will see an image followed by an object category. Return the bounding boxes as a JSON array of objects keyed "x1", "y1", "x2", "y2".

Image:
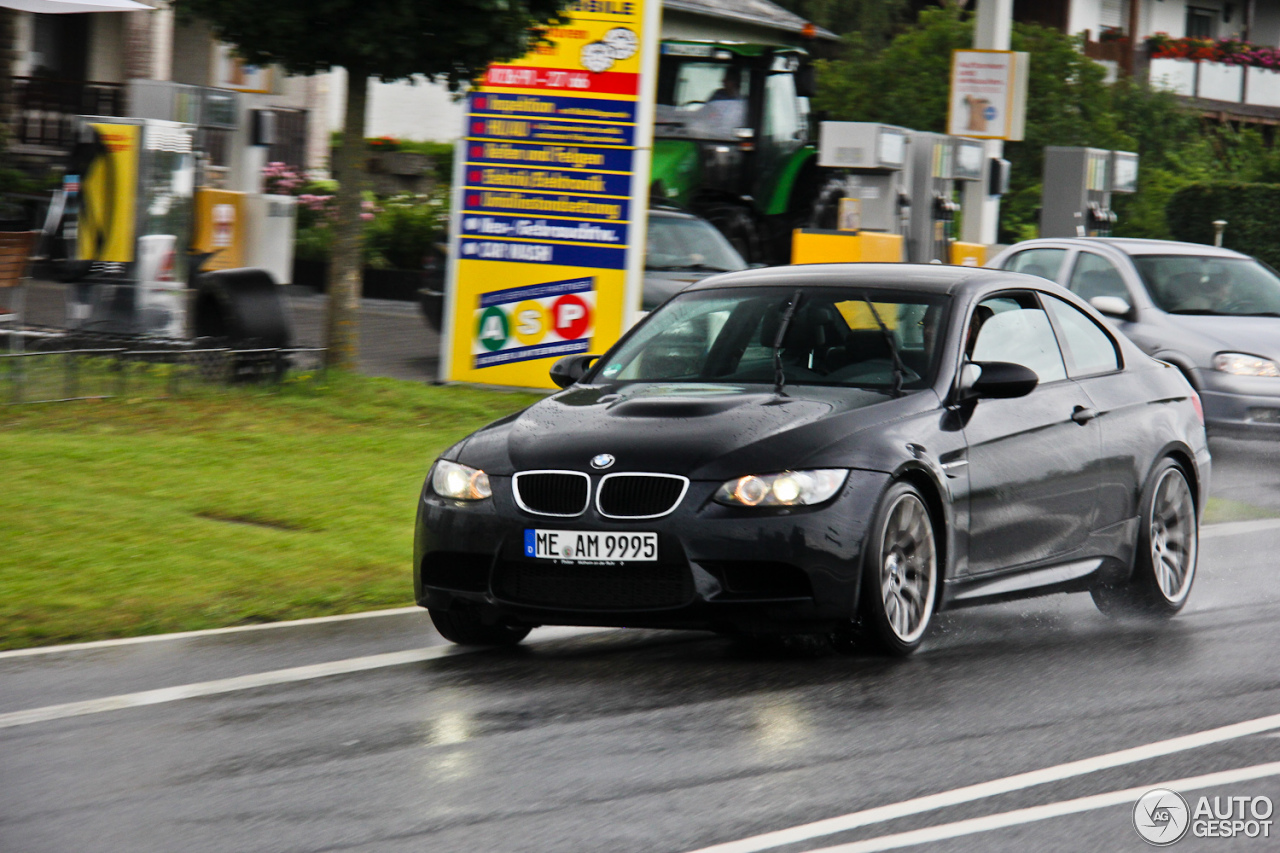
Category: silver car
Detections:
[{"x1": 988, "y1": 238, "x2": 1280, "y2": 436}]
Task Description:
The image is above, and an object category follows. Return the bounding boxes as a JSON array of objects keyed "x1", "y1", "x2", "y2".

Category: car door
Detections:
[
  {"x1": 1041, "y1": 293, "x2": 1139, "y2": 532},
  {"x1": 960, "y1": 292, "x2": 1103, "y2": 575}
]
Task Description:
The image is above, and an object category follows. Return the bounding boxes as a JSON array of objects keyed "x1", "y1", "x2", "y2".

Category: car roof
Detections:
[
  {"x1": 685, "y1": 263, "x2": 1008, "y2": 295},
  {"x1": 1018, "y1": 237, "x2": 1250, "y2": 259}
]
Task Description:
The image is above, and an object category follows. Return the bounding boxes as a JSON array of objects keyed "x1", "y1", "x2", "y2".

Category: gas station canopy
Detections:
[{"x1": 0, "y1": 0, "x2": 150, "y2": 13}]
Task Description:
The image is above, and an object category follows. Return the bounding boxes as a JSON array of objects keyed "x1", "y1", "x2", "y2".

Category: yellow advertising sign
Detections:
[
  {"x1": 78, "y1": 122, "x2": 139, "y2": 264},
  {"x1": 441, "y1": 0, "x2": 662, "y2": 388},
  {"x1": 192, "y1": 189, "x2": 246, "y2": 270}
]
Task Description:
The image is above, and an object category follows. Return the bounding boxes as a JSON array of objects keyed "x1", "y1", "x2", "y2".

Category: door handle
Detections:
[{"x1": 1071, "y1": 406, "x2": 1098, "y2": 425}]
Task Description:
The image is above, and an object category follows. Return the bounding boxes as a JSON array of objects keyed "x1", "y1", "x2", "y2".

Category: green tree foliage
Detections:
[
  {"x1": 813, "y1": 6, "x2": 1277, "y2": 243},
  {"x1": 173, "y1": 0, "x2": 570, "y2": 369}
]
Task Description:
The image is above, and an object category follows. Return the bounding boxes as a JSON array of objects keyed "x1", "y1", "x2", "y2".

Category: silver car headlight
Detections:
[
  {"x1": 1213, "y1": 352, "x2": 1280, "y2": 377},
  {"x1": 431, "y1": 459, "x2": 492, "y2": 501},
  {"x1": 714, "y1": 470, "x2": 847, "y2": 507}
]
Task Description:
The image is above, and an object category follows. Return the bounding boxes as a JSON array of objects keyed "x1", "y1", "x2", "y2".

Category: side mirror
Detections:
[
  {"x1": 1089, "y1": 295, "x2": 1133, "y2": 320},
  {"x1": 549, "y1": 353, "x2": 599, "y2": 388},
  {"x1": 961, "y1": 361, "x2": 1039, "y2": 400}
]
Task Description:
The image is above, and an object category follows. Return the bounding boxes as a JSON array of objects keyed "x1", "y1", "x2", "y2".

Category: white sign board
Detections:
[{"x1": 947, "y1": 50, "x2": 1028, "y2": 141}]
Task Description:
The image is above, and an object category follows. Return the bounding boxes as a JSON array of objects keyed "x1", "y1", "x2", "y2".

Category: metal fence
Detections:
[{"x1": 0, "y1": 346, "x2": 328, "y2": 405}]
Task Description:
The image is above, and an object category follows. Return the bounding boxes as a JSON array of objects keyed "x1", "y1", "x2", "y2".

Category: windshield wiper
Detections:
[
  {"x1": 862, "y1": 295, "x2": 907, "y2": 399},
  {"x1": 1168, "y1": 308, "x2": 1230, "y2": 315},
  {"x1": 773, "y1": 290, "x2": 803, "y2": 396}
]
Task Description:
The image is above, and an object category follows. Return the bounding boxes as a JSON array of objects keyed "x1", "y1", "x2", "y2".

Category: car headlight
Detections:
[
  {"x1": 1213, "y1": 352, "x2": 1280, "y2": 377},
  {"x1": 431, "y1": 459, "x2": 492, "y2": 500},
  {"x1": 714, "y1": 470, "x2": 847, "y2": 507}
]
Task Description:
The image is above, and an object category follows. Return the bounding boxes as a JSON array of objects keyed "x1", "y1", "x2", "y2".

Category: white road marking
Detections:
[
  {"x1": 1201, "y1": 517, "x2": 1280, "y2": 539},
  {"x1": 0, "y1": 607, "x2": 425, "y2": 660},
  {"x1": 0, "y1": 626, "x2": 610, "y2": 730},
  {"x1": 811, "y1": 761, "x2": 1280, "y2": 853},
  {"x1": 684, "y1": 712, "x2": 1280, "y2": 853}
]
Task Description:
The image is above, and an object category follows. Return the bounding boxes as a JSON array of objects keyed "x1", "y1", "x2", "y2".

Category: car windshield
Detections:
[
  {"x1": 590, "y1": 286, "x2": 948, "y2": 390},
  {"x1": 646, "y1": 215, "x2": 748, "y2": 273},
  {"x1": 1133, "y1": 255, "x2": 1280, "y2": 316}
]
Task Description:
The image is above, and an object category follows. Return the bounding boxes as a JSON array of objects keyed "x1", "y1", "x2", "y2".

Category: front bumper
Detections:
[
  {"x1": 1200, "y1": 380, "x2": 1280, "y2": 436},
  {"x1": 413, "y1": 469, "x2": 892, "y2": 633}
]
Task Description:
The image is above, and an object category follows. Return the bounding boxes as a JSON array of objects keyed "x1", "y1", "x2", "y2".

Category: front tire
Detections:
[
  {"x1": 856, "y1": 482, "x2": 939, "y2": 656},
  {"x1": 1092, "y1": 459, "x2": 1198, "y2": 618},
  {"x1": 428, "y1": 604, "x2": 531, "y2": 646}
]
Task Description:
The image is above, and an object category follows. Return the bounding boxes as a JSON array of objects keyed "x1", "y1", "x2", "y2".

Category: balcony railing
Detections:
[
  {"x1": 10, "y1": 77, "x2": 126, "y2": 149},
  {"x1": 1149, "y1": 58, "x2": 1280, "y2": 110}
]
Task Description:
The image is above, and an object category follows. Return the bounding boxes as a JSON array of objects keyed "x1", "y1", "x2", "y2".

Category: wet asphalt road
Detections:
[{"x1": 9, "y1": 286, "x2": 1280, "y2": 852}]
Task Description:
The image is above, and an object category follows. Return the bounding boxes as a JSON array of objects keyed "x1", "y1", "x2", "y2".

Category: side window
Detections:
[
  {"x1": 1067, "y1": 252, "x2": 1129, "y2": 303},
  {"x1": 1004, "y1": 248, "x2": 1067, "y2": 281},
  {"x1": 1043, "y1": 295, "x2": 1120, "y2": 377},
  {"x1": 969, "y1": 295, "x2": 1068, "y2": 384}
]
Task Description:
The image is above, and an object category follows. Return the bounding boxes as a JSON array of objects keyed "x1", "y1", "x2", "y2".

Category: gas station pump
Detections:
[
  {"x1": 52, "y1": 117, "x2": 197, "y2": 337},
  {"x1": 41, "y1": 114, "x2": 292, "y2": 347},
  {"x1": 791, "y1": 122, "x2": 911, "y2": 264},
  {"x1": 905, "y1": 133, "x2": 985, "y2": 265},
  {"x1": 1039, "y1": 147, "x2": 1137, "y2": 238}
]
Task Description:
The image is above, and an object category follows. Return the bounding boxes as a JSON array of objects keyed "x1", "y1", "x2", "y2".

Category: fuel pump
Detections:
[
  {"x1": 40, "y1": 115, "x2": 292, "y2": 347},
  {"x1": 790, "y1": 122, "x2": 911, "y2": 263},
  {"x1": 1040, "y1": 146, "x2": 1136, "y2": 238},
  {"x1": 907, "y1": 132, "x2": 986, "y2": 264},
  {"x1": 948, "y1": 137, "x2": 986, "y2": 265}
]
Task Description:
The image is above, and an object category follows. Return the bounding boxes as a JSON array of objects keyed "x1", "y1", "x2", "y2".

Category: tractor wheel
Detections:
[{"x1": 703, "y1": 205, "x2": 763, "y2": 265}]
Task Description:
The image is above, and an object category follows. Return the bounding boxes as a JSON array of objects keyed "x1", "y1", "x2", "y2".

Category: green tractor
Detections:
[{"x1": 651, "y1": 40, "x2": 845, "y2": 266}]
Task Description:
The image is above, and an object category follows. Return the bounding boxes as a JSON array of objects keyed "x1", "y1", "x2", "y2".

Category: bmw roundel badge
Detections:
[{"x1": 590, "y1": 453, "x2": 615, "y2": 470}]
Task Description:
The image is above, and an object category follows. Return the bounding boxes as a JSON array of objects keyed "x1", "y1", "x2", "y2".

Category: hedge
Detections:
[{"x1": 1166, "y1": 183, "x2": 1280, "y2": 269}]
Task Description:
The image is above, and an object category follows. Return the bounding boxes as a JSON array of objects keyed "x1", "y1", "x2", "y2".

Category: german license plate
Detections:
[{"x1": 524, "y1": 529, "x2": 658, "y2": 562}]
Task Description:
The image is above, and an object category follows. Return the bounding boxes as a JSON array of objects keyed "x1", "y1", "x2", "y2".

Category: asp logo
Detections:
[
  {"x1": 1134, "y1": 788, "x2": 1191, "y2": 846},
  {"x1": 472, "y1": 276, "x2": 596, "y2": 368}
]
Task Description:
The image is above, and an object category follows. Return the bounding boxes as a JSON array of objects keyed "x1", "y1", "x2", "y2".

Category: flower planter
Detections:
[
  {"x1": 1149, "y1": 58, "x2": 1195, "y2": 96},
  {"x1": 1246, "y1": 66, "x2": 1280, "y2": 107},
  {"x1": 1197, "y1": 61, "x2": 1243, "y2": 101}
]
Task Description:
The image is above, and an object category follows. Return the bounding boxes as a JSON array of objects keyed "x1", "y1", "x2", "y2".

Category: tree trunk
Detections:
[{"x1": 325, "y1": 68, "x2": 369, "y2": 370}]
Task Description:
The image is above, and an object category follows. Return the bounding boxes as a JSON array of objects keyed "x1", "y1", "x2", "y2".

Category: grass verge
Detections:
[
  {"x1": 1203, "y1": 496, "x2": 1280, "y2": 525},
  {"x1": 0, "y1": 374, "x2": 540, "y2": 650}
]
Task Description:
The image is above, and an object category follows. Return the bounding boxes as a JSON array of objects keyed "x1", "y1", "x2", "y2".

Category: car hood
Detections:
[
  {"x1": 1164, "y1": 314, "x2": 1280, "y2": 360},
  {"x1": 451, "y1": 382, "x2": 939, "y2": 480}
]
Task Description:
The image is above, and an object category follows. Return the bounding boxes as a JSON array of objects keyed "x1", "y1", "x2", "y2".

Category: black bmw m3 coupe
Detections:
[{"x1": 415, "y1": 264, "x2": 1210, "y2": 655}]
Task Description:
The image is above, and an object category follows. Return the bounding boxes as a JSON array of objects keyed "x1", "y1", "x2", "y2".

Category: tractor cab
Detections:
[{"x1": 651, "y1": 41, "x2": 821, "y2": 264}]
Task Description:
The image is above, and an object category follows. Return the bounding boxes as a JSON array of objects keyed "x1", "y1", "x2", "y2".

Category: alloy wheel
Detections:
[
  {"x1": 879, "y1": 494, "x2": 938, "y2": 643},
  {"x1": 1149, "y1": 468, "x2": 1197, "y2": 604}
]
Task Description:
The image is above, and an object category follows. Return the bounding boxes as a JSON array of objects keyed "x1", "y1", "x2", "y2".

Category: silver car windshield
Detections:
[
  {"x1": 646, "y1": 215, "x2": 747, "y2": 273},
  {"x1": 592, "y1": 287, "x2": 948, "y2": 390},
  {"x1": 1134, "y1": 255, "x2": 1280, "y2": 316}
]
